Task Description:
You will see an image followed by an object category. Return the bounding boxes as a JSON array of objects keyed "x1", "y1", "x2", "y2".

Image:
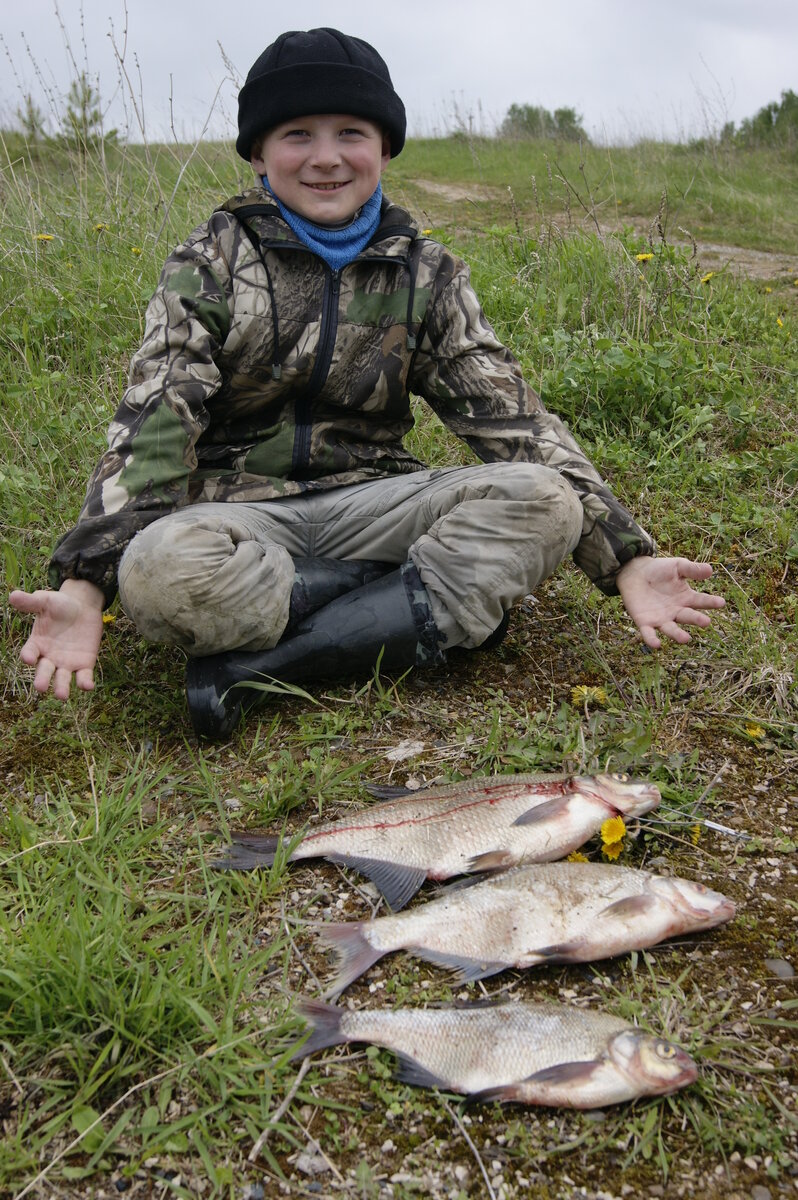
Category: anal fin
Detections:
[
  {"x1": 394, "y1": 1053, "x2": 456, "y2": 1091},
  {"x1": 415, "y1": 946, "x2": 509, "y2": 983},
  {"x1": 327, "y1": 855, "x2": 427, "y2": 911}
]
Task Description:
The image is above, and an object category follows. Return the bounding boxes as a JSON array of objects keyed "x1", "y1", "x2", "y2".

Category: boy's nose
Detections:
[{"x1": 309, "y1": 137, "x2": 342, "y2": 169}]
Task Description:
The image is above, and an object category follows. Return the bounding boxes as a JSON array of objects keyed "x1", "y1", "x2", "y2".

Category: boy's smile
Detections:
[{"x1": 251, "y1": 114, "x2": 390, "y2": 226}]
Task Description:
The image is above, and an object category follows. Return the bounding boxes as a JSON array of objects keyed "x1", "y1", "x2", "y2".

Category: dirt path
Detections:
[{"x1": 410, "y1": 178, "x2": 798, "y2": 282}]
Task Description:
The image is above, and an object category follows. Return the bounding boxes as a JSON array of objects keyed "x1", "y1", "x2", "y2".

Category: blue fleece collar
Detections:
[{"x1": 262, "y1": 177, "x2": 382, "y2": 271}]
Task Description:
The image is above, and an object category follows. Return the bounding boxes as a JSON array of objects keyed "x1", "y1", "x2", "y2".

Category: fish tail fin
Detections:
[
  {"x1": 318, "y1": 923, "x2": 385, "y2": 996},
  {"x1": 212, "y1": 832, "x2": 283, "y2": 870},
  {"x1": 292, "y1": 997, "x2": 346, "y2": 1060}
]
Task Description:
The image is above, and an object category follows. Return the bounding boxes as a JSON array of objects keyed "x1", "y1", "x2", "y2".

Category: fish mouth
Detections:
[
  {"x1": 582, "y1": 775, "x2": 661, "y2": 815},
  {"x1": 661, "y1": 880, "x2": 737, "y2": 926},
  {"x1": 615, "y1": 782, "x2": 661, "y2": 816},
  {"x1": 653, "y1": 1050, "x2": 699, "y2": 1094}
]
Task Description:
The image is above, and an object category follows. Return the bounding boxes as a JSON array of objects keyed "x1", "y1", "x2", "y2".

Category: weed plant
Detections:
[{"x1": 1, "y1": 123, "x2": 796, "y2": 1196}]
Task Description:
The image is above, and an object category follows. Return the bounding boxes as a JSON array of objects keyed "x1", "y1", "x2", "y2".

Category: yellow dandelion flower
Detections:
[
  {"x1": 567, "y1": 851, "x2": 589, "y2": 863},
  {"x1": 700, "y1": 271, "x2": 714, "y2": 284},
  {"x1": 776, "y1": 317, "x2": 784, "y2": 328},
  {"x1": 35, "y1": 233, "x2": 54, "y2": 242},
  {"x1": 745, "y1": 722, "x2": 766, "y2": 740},
  {"x1": 601, "y1": 815, "x2": 626, "y2": 846},
  {"x1": 602, "y1": 840, "x2": 624, "y2": 861},
  {"x1": 102, "y1": 613, "x2": 117, "y2": 624},
  {"x1": 764, "y1": 286, "x2": 772, "y2": 294},
  {"x1": 635, "y1": 252, "x2": 654, "y2": 262},
  {"x1": 571, "y1": 684, "x2": 608, "y2": 707},
  {"x1": 421, "y1": 228, "x2": 432, "y2": 236},
  {"x1": 94, "y1": 222, "x2": 110, "y2": 232},
  {"x1": 65, "y1": 261, "x2": 74, "y2": 269},
  {"x1": 131, "y1": 246, "x2": 142, "y2": 256},
  {"x1": 690, "y1": 823, "x2": 701, "y2": 845},
  {"x1": 793, "y1": 280, "x2": 798, "y2": 287}
]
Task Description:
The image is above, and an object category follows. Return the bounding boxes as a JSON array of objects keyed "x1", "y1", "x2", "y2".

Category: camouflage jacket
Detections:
[{"x1": 50, "y1": 188, "x2": 654, "y2": 602}]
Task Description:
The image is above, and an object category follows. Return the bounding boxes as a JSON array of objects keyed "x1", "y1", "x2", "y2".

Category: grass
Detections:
[{"x1": 1, "y1": 124, "x2": 797, "y2": 1198}]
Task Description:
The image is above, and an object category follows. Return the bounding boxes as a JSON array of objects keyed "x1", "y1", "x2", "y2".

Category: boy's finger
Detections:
[
  {"x1": 9, "y1": 589, "x2": 45, "y2": 614},
  {"x1": 33, "y1": 657, "x2": 55, "y2": 693},
  {"x1": 52, "y1": 666, "x2": 73, "y2": 701},
  {"x1": 75, "y1": 668, "x2": 96, "y2": 692}
]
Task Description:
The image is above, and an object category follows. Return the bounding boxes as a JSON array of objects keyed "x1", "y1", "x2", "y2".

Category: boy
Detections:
[{"x1": 10, "y1": 28, "x2": 723, "y2": 738}]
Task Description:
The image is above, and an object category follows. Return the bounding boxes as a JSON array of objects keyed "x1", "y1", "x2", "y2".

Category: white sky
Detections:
[{"x1": 1, "y1": 0, "x2": 795, "y2": 146}]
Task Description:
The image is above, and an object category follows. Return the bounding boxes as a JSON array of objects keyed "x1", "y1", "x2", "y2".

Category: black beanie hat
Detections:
[{"x1": 236, "y1": 28, "x2": 406, "y2": 161}]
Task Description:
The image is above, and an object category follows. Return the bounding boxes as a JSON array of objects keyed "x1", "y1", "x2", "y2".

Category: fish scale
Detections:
[{"x1": 216, "y1": 771, "x2": 661, "y2": 909}]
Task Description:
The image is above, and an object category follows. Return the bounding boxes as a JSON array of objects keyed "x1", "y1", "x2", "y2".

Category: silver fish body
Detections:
[
  {"x1": 320, "y1": 862, "x2": 736, "y2": 993},
  {"x1": 217, "y1": 772, "x2": 661, "y2": 909},
  {"x1": 294, "y1": 998, "x2": 697, "y2": 1108}
]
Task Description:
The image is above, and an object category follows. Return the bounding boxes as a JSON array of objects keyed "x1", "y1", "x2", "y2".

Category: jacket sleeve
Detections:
[
  {"x1": 48, "y1": 224, "x2": 233, "y2": 603},
  {"x1": 408, "y1": 258, "x2": 655, "y2": 594}
]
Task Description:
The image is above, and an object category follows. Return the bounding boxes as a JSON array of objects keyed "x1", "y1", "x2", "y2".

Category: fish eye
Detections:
[
  {"x1": 695, "y1": 883, "x2": 707, "y2": 894},
  {"x1": 656, "y1": 1040, "x2": 677, "y2": 1059},
  {"x1": 612, "y1": 772, "x2": 629, "y2": 783}
]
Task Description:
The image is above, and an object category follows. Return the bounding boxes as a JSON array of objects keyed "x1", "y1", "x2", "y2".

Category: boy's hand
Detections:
[
  {"x1": 10, "y1": 579, "x2": 105, "y2": 699},
  {"x1": 615, "y1": 556, "x2": 725, "y2": 649}
]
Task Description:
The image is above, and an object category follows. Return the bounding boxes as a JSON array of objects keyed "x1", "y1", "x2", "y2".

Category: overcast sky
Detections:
[{"x1": 1, "y1": 0, "x2": 795, "y2": 146}]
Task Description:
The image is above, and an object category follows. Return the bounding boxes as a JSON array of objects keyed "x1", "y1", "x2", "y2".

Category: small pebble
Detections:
[
  {"x1": 764, "y1": 958, "x2": 794, "y2": 979},
  {"x1": 751, "y1": 1186, "x2": 771, "y2": 1200}
]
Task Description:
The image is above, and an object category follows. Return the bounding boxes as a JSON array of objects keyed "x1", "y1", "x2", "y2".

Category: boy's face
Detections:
[{"x1": 251, "y1": 113, "x2": 390, "y2": 225}]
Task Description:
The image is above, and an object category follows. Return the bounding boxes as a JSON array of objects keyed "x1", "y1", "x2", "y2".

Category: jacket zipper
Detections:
[{"x1": 292, "y1": 266, "x2": 340, "y2": 475}]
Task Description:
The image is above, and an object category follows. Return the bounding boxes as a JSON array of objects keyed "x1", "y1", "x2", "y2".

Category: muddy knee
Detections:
[{"x1": 118, "y1": 512, "x2": 293, "y2": 653}]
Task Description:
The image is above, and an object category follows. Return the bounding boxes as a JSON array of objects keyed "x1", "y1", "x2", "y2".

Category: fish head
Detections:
[
  {"x1": 584, "y1": 773, "x2": 661, "y2": 817},
  {"x1": 650, "y1": 876, "x2": 737, "y2": 930},
  {"x1": 608, "y1": 1030, "x2": 698, "y2": 1096}
]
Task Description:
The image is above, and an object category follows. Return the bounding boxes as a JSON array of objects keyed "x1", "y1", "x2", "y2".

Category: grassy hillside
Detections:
[{"x1": 1, "y1": 132, "x2": 796, "y2": 1199}]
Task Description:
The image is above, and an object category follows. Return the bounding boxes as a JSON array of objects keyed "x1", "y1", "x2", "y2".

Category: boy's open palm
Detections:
[
  {"x1": 10, "y1": 581, "x2": 104, "y2": 699},
  {"x1": 616, "y1": 556, "x2": 725, "y2": 649}
]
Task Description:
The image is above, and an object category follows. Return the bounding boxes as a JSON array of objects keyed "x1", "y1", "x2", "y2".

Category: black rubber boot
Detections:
[
  {"x1": 284, "y1": 557, "x2": 393, "y2": 636},
  {"x1": 185, "y1": 562, "x2": 447, "y2": 739}
]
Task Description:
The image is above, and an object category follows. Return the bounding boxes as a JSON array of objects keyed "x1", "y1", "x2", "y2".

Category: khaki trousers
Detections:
[{"x1": 118, "y1": 462, "x2": 583, "y2": 655}]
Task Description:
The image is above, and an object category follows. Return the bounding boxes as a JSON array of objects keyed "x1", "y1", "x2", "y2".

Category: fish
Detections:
[
  {"x1": 291, "y1": 997, "x2": 698, "y2": 1108},
  {"x1": 318, "y1": 862, "x2": 736, "y2": 994},
  {"x1": 215, "y1": 771, "x2": 661, "y2": 910}
]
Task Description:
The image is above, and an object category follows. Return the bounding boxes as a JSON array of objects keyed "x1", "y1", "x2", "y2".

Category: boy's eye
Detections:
[{"x1": 282, "y1": 128, "x2": 310, "y2": 139}]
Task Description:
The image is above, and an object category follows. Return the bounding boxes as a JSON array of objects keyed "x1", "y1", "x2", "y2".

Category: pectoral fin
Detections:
[
  {"x1": 524, "y1": 1059, "x2": 601, "y2": 1086},
  {"x1": 470, "y1": 1060, "x2": 600, "y2": 1104},
  {"x1": 512, "y1": 796, "x2": 573, "y2": 826},
  {"x1": 327, "y1": 855, "x2": 427, "y2": 911},
  {"x1": 599, "y1": 894, "x2": 658, "y2": 920}
]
